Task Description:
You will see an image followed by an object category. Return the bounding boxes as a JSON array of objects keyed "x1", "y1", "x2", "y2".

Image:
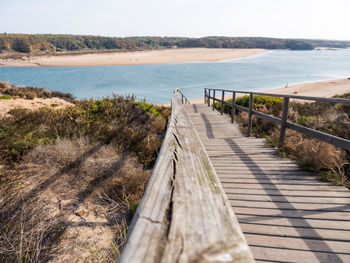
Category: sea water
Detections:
[{"x1": 0, "y1": 49, "x2": 350, "y2": 104}]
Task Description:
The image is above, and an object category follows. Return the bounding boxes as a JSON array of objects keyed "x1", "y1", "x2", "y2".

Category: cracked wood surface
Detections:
[
  {"x1": 119, "y1": 94, "x2": 254, "y2": 263},
  {"x1": 185, "y1": 103, "x2": 350, "y2": 263}
]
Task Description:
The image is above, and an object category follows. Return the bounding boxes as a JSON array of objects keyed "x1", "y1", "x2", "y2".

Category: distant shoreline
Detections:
[{"x1": 0, "y1": 48, "x2": 266, "y2": 67}]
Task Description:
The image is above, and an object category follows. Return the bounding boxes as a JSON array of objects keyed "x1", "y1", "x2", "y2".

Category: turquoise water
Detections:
[{"x1": 0, "y1": 50, "x2": 350, "y2": 104}]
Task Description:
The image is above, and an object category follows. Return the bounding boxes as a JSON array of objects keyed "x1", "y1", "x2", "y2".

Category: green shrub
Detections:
[
  {"x1": 0, "y1": 94, "x2": 11, "y2": 99},
  {"x1": 215, "y1": 95, "x2": 283, "y2": 116},
  {"x1": 25, "y1": 93, "x2": 34, "y2": 100},
  {"x1": 235, "y1": 95, "x2": 283, "y2": 108},
  {"x1": 296, "y1": 115, "x2": 320, "y2": 126},
  {"x1": 132, "y1": 101, "x2": 161, "y2": 118},
  {"x1": 0, "y1": 96, "x2": 167, "y2": 168},
  {"x1": 130, "y1": 201, "x2": 139, "y2": 214}
]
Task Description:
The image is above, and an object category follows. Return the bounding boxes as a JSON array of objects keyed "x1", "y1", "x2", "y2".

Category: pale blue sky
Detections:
[{"x1": 1, "y1": 0, "x2": 350, "y2": 40}]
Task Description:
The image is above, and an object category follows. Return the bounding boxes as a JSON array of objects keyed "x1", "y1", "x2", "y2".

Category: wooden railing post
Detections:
[
  {"x1": 204, "y1": 88, "x2": 206, "y2": 104},
  {"x1": 208, "y1": 89, "x2": 211, "y2": 107},
  {"x1": 279, "y1": 97, "x2": 290, "y2": 147},
  {"x1": 212, "y1": 89, "x2": 216, "y2": 111},
  {"x1": 247, "y1": 93, "x2": 254, "y2": 136},
  {"x1": 231, "y1": 92, "x2": 236, "y2": 123},
  {"x1": 221, "y1": 90, "x2": 225, "y2": 115},
  {"x1": 181, "y1": 94, "x2": 184, "y2": 104}
]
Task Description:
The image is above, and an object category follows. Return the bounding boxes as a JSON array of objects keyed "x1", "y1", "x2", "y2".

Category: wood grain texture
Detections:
[
  {"x1": 119, "y1": 94, "x2": 254, "y2": 263},
  {"x1": 184, "y1": 103, "x2": 350, "y2": 263}
]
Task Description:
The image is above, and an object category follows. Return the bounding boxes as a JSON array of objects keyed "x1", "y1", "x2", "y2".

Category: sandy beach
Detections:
[
  {"x1": 0, "y1": 97, "x2": 73, "y2": 117},
  {"x1": 0, "y1": 48, "x2": 266, "y2": 67},
  {"x1": 164, "y1": 78, "x2": 350, "y2": 106},
  {"x1": 263, "y1": 78, "x2": 350, "y2": 97}
]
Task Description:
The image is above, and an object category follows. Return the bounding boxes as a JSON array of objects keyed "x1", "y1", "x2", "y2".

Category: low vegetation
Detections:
[
  {"x1": 2, "y1": 34, "x2": 350, "y2": 57},
  {"x1": 0, "y1": 84, "x2": 170, "y2": 262},
  {"x1": 0, "y1": 81, "x2": 74, "y2": 101},
  {"x1": 216, "y1": 94, "x2": 350, "y2": 187},
  {"x1": 0, "y1": 94, "x2": 12, "y2": 100}
]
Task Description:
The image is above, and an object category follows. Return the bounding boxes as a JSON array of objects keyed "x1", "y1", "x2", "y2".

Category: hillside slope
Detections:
[
  {"x1": 2, "y1": 34, "x2": 348, "y2": 57},
  {"x1": 0, "y1": 83, "x2": 170, "y2": 262}
]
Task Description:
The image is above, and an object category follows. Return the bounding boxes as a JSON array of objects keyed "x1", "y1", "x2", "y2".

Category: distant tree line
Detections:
[{"x1": 1, "y1": 34, "x2": 350, "y2": 54}]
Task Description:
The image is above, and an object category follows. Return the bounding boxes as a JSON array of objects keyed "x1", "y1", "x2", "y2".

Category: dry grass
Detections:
[
  {"x1": 271, "y1": 130, "x2": 349, "y2": 182},
  {"x1": 0, "y1": 87, "x2": 169, "y2": 262},
  {"x1": 0, "y1": 138, "x2": 150, "y2": 262}
]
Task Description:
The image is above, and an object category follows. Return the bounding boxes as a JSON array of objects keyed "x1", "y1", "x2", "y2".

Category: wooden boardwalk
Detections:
[{"x1": 184, "y1": 103, "x2": 350, "y2": 263}]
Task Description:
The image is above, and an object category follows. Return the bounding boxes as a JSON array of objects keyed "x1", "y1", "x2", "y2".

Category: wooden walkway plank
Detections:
[
  {"x1": 250, "y1": 246, "x2": 350, "y2": 263},
  {"x1": 226, "y1": 193, "x2": 350, "y2": 205},
  {"x1": 229, "y1": 200, "x2": 350, "y2": 211},
  {"x1": 245, "y1": 234, "x2": 350, "y2": 254},
  {"x1": 240, "y1": 222, "x2": 350, "y2": 242},
  {"x1": 184, "y1": 103, "x2": 350, "y2": 263},
  {"x1": 221, "y1": 182, "x2": 350, "y2": 191},
  {"x1": 237, "y1": 215, "x2": 350, "y2": 230}
]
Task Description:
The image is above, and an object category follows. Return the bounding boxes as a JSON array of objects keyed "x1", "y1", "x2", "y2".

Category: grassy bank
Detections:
[
  {"x1": 216, "y1": 94, "x2": 350, "y2": 187},
  {"x1": 0, "y1": 84, "x2": 170, "y2": 262}
]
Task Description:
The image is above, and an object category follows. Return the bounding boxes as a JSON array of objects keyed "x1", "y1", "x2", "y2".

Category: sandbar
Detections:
[{"x1": 0, "y1": 48, "x2": 266, "y2": 67}]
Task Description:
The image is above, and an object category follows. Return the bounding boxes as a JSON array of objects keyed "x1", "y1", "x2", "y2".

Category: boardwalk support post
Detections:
[
  {"x1": 221, "y1": 90, "x2": 225, "y2": 115},
  {"x1": 231, "y1": 92, "x2": 236, "y2": 123},
  {"x1": 208, "y1": 89, "x2": 211, "y2": 106},
  {"x1": 247, "y1": 93, "x2": 253, "y2": 136},
  {"x1": 212, "y1": 89, "x2": 216, "y2": 111},
  {"x1": 279, "y1": 97, "x2": 290, "y2": 147}
]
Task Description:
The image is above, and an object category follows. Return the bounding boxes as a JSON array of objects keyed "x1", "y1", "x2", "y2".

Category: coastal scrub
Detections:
[{"x1": 0, "y1": 86, "x2": 170, "y2": 262}]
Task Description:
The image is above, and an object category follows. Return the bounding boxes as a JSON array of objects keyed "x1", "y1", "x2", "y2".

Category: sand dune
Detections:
[
  {"x1": 0, "y1": 48, "x2": 266, "y2": 67},
  {"x1": 0, "y1": 97, "x2": 73, "y2": 117}
]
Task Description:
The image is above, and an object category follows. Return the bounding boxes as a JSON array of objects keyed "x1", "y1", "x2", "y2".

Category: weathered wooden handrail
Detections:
[
  {"x1": 175, "y1": 88, "x2": 191, "y2": 104},
  {"x1": 205, "y1": 88, "x2": 350, "y2": 151},
  {"x1": 119, "y1": 90, "x2": 254, "y2": 263}
]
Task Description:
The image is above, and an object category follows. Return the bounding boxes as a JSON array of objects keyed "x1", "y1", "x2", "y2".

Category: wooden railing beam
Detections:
[
  {"x1": 205, "y1": 88, "x2": 350, "y2": 152},
  {"x1": 119, "y1": 90, "x2": 254, "y2": 263}
]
